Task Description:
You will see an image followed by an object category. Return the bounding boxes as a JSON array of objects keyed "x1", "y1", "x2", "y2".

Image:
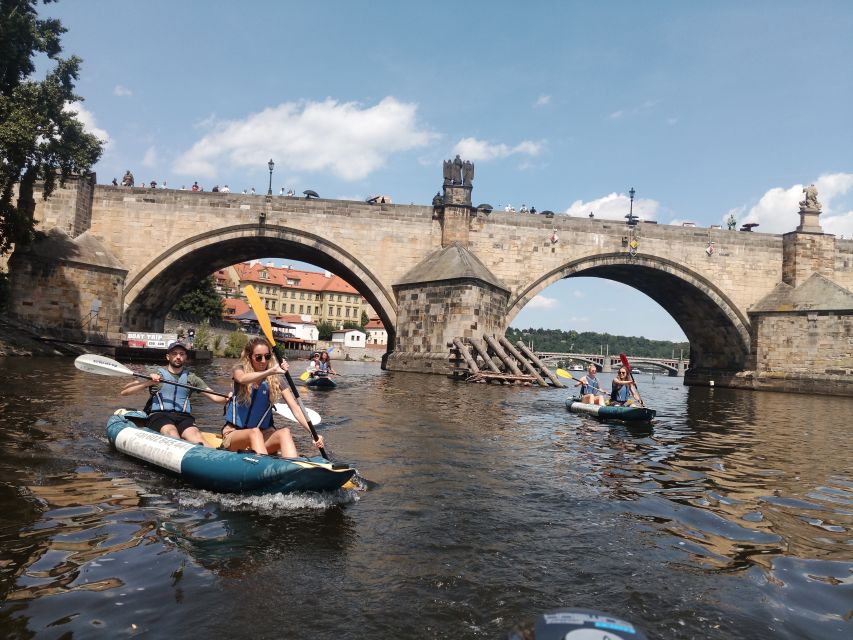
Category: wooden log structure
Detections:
[
  {"x1": 497, "y1": 335, "x2": 549, "y2": 387},
  {"x1": 469, "y1": 337, "x2": 503, "y2": 374},
  {"x1": 447, "y1": 334, "x2": 562, "y2": 386},
  {"x1": 515, "y1": 341, "x2": 565, "y2": 388}
]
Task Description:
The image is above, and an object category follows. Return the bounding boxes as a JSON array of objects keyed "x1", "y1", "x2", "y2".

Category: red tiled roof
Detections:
[
  {"x1": 365, "y1": 318, "x2": 385, "y2": 329},
  {"x1": 223, "y1": 297, "x2": 250, "y2": 316},
  {"x1": 234, "y1": 262, "x2": 358, "y2": 295}
]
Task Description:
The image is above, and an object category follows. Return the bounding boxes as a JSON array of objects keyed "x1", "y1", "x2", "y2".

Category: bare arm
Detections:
[{"x1": 120, "y1": 373, "x2": 160, "y2": 396}]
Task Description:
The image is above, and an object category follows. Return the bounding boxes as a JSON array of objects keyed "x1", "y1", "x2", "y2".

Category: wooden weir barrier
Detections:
[{"x1": 448, "y1": 335, "x2": 565, "y2": 387}]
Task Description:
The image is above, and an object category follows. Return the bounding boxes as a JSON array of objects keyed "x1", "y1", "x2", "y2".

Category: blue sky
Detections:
[{"x1": 45, "y1": 1, "x2": 853, "y2": 341}]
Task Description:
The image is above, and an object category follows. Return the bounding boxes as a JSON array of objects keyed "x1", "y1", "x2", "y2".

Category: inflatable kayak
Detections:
[
  {"x1": 306, "y1": 374, "x2": 336, "y2": 389},
  {"x1": 106, "y1": 410, "x2": 355, "y2": 493},
  {"x1": 566, "y1": 398, "x2": 656, "y2": 423}
]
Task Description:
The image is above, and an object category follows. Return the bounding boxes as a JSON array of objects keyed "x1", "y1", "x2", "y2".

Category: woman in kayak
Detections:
[
  {"x1": 610, "y1": 367, "x2": 642, "y2": 406},
  {"x1": 575, "y1": 364, "x2": 607, "y2": 405},
  {"x1": 318, "y1": 350, "x2": 337, "y2": 376},
  {"x1": 222, "y1": 337, "x2": 325, "y2": 457}
]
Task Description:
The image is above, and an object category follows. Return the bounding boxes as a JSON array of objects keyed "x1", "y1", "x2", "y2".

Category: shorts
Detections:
[
  {"x1": 221, "y1": 422, "x2": 274, "y2": 449},
  {"x1": 147, "y1": 411, "x2": 197, "y2": 434}
]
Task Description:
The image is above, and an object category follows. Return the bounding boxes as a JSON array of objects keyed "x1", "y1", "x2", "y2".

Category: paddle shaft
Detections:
[
  {"x1": 619, "y1": 353, "x2": 645, "y2": 406},
  {"x1": 131, "y1": 372, "x2": 229, "y2": 398}
]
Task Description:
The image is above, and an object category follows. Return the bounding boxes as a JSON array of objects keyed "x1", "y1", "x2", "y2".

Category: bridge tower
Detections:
[{"x1": 385, "y1": 158, "x2": 512, "y2": 373}]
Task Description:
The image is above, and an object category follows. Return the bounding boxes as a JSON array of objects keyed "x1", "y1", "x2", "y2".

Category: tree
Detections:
[
  {"x1": 360, "y1": 310, "x2": 369, "y2": 327},
  {"x1": 316, "y1": 321, "x2": 336, "y2": 341},
  {"x1": 0, "y1": 1, "x2": 104, "y2": 255},
  {"x1": 171, "y1": 276, "x2": 224, "y2": 320}
]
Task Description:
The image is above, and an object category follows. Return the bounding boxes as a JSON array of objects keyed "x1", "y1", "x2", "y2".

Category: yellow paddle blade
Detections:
[
  {"x1": 243, "y1": 285, "x2": 276, "y2": 347},
  {"x1": 556, "y1": 368, "x2": 575, "y2": 380},
  {"x1": 300, "y1": 370, "x2": 311, "y2": 381}
]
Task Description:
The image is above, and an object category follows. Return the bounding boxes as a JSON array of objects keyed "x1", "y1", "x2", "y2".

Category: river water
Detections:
[{"x1": 0, "y1": 357, "x2": 850, "y2": 639}]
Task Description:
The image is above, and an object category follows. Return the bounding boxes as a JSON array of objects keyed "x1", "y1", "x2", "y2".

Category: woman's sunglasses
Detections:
[{"x1": 253, "y1": 353, "x2": 272, "y2": 362}]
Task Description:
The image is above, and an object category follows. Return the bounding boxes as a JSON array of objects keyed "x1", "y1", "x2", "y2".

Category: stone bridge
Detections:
[
  {"x1": 8, "y1": 171, "x2": 853, "y2": 395},
  {"x1": 535, "y1": 352, "x2": 689, "y2": 376}
]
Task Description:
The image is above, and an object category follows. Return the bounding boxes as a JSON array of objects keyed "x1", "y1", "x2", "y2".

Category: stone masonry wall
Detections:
[
  {"x1": 389, "y1": 279, "x2": 509, "y2": 374},
  {"x1": 752, "y1": 311, "x2": 853, "y2": 375},
  {"x1": 783, "y1": 232, "x2": 836, "y2": 287},
  {"x1": 32, "y1": 174, "x2": 95, "y2": 238},
  {"x1": 9, "y1": 257, "x2": 125, "y2": 336}
]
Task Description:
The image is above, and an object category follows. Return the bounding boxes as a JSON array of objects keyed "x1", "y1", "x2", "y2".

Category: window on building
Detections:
[
  {"x1": 290, "y1": 304, "x2": 295, "y2": 313},
  {"x1": 300, "y1": 292, "x2": 304, "y2": 300},
  {"x1": 336, "y1": 307, "x2": 342, "y2": 317},
  {"x1": 314, "y1": 306, "x2": 320, "y2": 315},
  {"x1": 261, "y1": 270, "x2": 268, "y2": 279},
  {"x1": 299, "y1": 305, "x2": 304, "y2": 313},
  {"x1": 345, "y1": 308, "x2": 350, "y2": 318},
  {"x1": 270, "y1": 301, "x2": 276, "y2": 310}
]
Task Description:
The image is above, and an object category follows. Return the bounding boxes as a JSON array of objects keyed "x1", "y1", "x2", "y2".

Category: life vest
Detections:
[
  {"x1": 581, "y1": 375, "x2": 600, "y2": 396},
  {"x1": 318, "y1": 362, "x2": 329, "y2": 375},
  {"x1": 225, "y1": 380, "x2": 274, "y2": 429},
  {"x1": 147, "y1": 368, "x2": 191, "y2": 413},
  {"x1": 611, "y1": 381, "x2": 630, "y2": 404}
]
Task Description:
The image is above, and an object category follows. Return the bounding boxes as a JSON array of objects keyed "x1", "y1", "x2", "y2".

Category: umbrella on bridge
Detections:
[{"x1": 303, "y1": 190, "x2": 319, "y2": 199}]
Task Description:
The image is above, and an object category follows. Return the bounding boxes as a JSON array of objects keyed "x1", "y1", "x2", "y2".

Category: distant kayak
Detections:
[
  {"x1": 106, "y1": 410, "x2": 354, "y2": 493},
  {"x1": 566, "y1": 398, "x2": 656, "y2": 423},
  {"x1": 306, "y1": 374, "x2": 336, "y2": 389}
]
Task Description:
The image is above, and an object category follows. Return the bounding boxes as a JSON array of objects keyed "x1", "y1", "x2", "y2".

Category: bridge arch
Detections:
[
  {"x1": 122, "y1": 224, "x2": 397, "y2": 344},
  {"x1": 508, "y1": 253, "x2": 751, "y2": 372}
]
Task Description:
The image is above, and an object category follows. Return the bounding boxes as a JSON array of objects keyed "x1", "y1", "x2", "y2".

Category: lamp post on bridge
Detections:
[{"x1": 267, "y1": 158, "x2": 275, "y2": 196}]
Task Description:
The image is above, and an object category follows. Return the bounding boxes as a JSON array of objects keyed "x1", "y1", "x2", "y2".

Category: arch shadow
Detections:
[
  {"x1": 121, "y1": 224, "x2": 397, "y2": 347},
  {"x1": 508, "y1": 253, "x2": 750, "y2": 372}
]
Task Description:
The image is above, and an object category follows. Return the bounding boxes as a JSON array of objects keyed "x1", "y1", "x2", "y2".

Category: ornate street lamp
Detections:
[
  {"x1": 625, "y1": 187, "x2": 638, "y2": 226},
  {"x1": 267, "y1": 159, "x2": 275, "y2": 196}
]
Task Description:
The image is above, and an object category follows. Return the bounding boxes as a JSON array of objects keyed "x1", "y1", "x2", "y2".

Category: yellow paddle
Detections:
[
  {"x1": 300, "y1": 370, "x2": 311, "y2": 381},
  {"x1": 557, "y1": 367, "x2": 610, "y2": 404}
]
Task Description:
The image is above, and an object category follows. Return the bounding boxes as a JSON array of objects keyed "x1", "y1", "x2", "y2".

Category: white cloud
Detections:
[
  {"x1": 113, "y1": 84, "x2": 132, "y2": 97},
  {"x1": 534, "y1": 94, "x2": 551, "y2": 107},
  {"x1": 64, "y1": 102, "x2": 111, "y2": 147},
  {"x1": 142, "y1": 146, "x2": 159, "y2": 168},
  {"x1": 608, "y1": 99, "x2": 660, "y2": 120},
  {"x1": 564, "y1": 192, "x2": 661, "y2": 221},
  {"x1": 173, "y1": 97, "x2": 436, "y2": 181},
  {"x1": 526, "y1": 295, "x2": 559, "y2": 310},
  {"x1": 729, "y1": 173, "x2": 853, "y2": 236},
  {"x1": 452, "y1": 137, "x2": 544, "y2": 162}
]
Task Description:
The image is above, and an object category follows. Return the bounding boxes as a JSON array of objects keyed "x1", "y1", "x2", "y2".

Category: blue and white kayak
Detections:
[
  {"x1": 106, "y1": 411, "x2": 355, "y2": 493},
  {"x1": 566, "y1": 398, "x2": 656, "y2": 423}
]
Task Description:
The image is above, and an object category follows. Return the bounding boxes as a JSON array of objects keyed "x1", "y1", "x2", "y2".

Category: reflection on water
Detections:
[{"x1": 0, "y1": 357, "x2": 850, "y2": 639}]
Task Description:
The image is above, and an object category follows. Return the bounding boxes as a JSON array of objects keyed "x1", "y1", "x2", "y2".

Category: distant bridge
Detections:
[{"x1": 535, "y1": 352, "x2": 688, "y2": 376}]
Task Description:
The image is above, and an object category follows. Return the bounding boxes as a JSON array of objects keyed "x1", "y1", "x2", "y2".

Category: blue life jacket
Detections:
[
  {"x1": 225, "y1": 380, "x2": 274, "y2": 429},
  {"x1": 611, "y1": 381, "x2": 630, "y2": 404},
  {"x1": 581, "y1": 374, "x2": 600, "y2": 395},
  {"x1": 147, "y1": 368, "x2": 191, "y2": 413}
]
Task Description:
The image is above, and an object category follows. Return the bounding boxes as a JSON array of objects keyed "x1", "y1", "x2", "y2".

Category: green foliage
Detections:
[
  {"x1": 171, "y1": 276, "x2": 224, "y2": 321},
  {"x1": 316, "y1": 320, "x2": 336, "y2": 341},
  {"x1": 213, "y1": 334, "x2": 222, "y2": 354},
  {"x1": 193, "y1": 320, "x2": 212, "y2": 351},
  {"x1": 342, "y1": 320, "x2": 362, "y2": 330},
  {"x1": 0, "y1": 1, "x2": 104, "y2": 256},
  {"x1": 223, "y1": 330, "x2": 248, "y2": 358},
  {"x1": 505, "y1": 326, "x2": 690, "y2": 359},
  {"x1": 360, "y1": 310, "x2": 369, "y2": 327}
]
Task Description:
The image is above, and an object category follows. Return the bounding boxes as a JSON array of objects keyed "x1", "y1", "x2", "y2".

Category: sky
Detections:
[{"x1": 41, "y1": 0, "x2": 853, "y2": 341}]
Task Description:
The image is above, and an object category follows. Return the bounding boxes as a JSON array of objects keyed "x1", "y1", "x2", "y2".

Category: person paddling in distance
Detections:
[
  {"x1": 306, "y1": 351, "x2": 323, "y2": 378},
  {"x1": 610, "y1": 367, "x2": 643, "y2": 407},
  {"x1": 222, "y1": 337, "x2": 325, "y2": 457},
  {"x1": 318, "y1": 350, "x2": 336, "y2": 376},
  {"x1": 120, "y1": 341, "x2": 227, "y2": 446},
  {"x1": 575, "y1": 364, "x2": 607, "y2": 406}
]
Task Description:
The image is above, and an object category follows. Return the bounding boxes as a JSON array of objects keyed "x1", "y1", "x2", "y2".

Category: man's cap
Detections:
[{"x1": 167, "y1": 340, "x2": 189, "y2": 353}]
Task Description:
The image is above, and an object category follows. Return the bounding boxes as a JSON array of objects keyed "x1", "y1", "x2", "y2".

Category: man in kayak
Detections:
[
  {"x1": 120, "y1": 341, "x2": 228, "y2": 446},
  {"x1": 306, "y1": 352, "x2": 324, "y2": 378},
  {"x1": 575, "y1": 364, "x2": 607, "y2": 405},
  {"x1": 610, "y1": 367, "x2": 643, "y2": 406}
]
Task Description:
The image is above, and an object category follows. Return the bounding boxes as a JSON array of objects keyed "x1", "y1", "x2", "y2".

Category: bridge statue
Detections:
[
  {"x1": 800, "y1": 183, "x2": 821, "y2": 211},
  {"x1": 462, "y1": 159, "x2": 474, "y2": 186}
]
